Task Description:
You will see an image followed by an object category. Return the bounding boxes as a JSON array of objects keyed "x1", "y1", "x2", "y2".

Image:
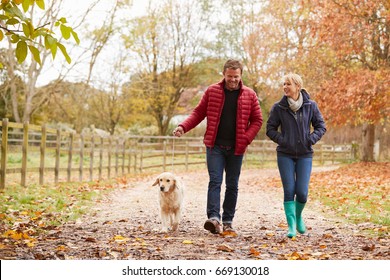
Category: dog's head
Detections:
[{"x1": 152, "y1": 172, "x2": 178, "y2": 193}]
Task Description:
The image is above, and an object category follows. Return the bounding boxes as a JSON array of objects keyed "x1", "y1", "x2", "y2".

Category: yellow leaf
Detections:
[
  {"x1": 56, "y1": 245, "x2": 67, "y2": 251},
  {"x1": 182, "y1": 240, "x2": 193, "y2": 244},
  {"x1": 4, "y1": 230, "x2": 25, "y2": 240},
  {"x1": 114, "y1": 235, "x2": 129, "y2": 243},
  {"x1": 114, "y1": 235, "x2": 126, "y2": 240},
  {"x1": 26, "y1": 241, "x2": 36, "y2": 248}
]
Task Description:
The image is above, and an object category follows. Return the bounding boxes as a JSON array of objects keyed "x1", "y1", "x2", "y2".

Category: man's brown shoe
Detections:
[
  {"x1": 223, "y1": 223, "x2": 236, "y2": 233},
  {"x1": 204, "y1": 219, "x2": 222, "y2": 234},
  {"x1": 221, "y1": 223, "x2": 237, "y2": 237}
]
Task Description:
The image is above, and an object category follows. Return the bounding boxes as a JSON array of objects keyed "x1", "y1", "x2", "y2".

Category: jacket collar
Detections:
[{"x1": 279, "y1": 89, "x2": 311, "y2": 108}]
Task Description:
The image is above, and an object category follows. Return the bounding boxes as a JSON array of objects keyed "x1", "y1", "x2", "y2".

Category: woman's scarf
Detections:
[{"x1": 287, "y1": 91, "x2": 303, "y2": 112}]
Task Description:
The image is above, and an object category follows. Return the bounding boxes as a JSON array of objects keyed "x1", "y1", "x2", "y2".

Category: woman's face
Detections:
[{"x1": 283, "y1": 78, "x2": 300, "y2": 100}]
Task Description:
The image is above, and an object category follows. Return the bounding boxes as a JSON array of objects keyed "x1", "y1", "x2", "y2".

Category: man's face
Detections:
[{"x1": 223, "y1": 68, "x2": 241, "y2": 91}]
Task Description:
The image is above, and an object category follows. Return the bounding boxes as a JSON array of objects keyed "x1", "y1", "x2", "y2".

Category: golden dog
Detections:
[{"x1": 152, "y1": 172, "x2": 184, "y2": 232}]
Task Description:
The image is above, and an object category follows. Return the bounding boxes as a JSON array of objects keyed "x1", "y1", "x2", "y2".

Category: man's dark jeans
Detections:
[{"x1": 206, "y1": 145, "x2": 243, "y2": 223}]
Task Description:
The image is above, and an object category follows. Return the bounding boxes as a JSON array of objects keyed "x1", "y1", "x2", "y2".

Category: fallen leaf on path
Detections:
[
  {"x1": 217, "y1": 244, "x2": 234, "y2": 252},
  {"x1": 221, "y1": 231, "x2": 238, "y2": 237},
  {"x1": 113, "y1": 235, "x2": 130, "y2": 243},
  {"x1": 249, "y1": 247, "x2": 260, "y2": 256}
]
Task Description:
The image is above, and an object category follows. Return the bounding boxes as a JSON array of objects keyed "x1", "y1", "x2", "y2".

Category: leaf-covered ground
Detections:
[{"x1": 0, "y1": 164, "x2": 389, "y2": 260}]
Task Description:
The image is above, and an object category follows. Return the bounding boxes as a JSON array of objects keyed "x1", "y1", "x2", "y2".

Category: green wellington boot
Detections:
[
  {"x1": 283, "y1": 201, "x2": 296, "y2": 238},
  {"x1": 295, "y1": 201, "x2": 306, "y2": 234}
]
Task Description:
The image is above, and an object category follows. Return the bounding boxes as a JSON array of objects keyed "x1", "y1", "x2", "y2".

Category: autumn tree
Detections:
[
  {"x1": 312, "y1": 0, "x2": 389, "y2": 161},
  {"x1": 39, "y1": 81, "x2": 92, "y2": 132},
  {"x1": 122, "y1": 0, "x2": 211, "y2": 135},
  {"x1": 0, "y1": 0, "x2": 79, "y2": 123}
]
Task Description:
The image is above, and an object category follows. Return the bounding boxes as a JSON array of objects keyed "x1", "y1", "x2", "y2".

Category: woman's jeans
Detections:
[
  {"x1": 206, "y1": 145, "x2": 243, "y2": 223},
  {"x1": 277, "y1": 155, "x2": 312, "y2": 203}
]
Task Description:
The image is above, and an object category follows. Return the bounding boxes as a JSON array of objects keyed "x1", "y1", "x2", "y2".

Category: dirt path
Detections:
[{"x1": 12, "y1": 167, "x2": 389, "y2": 260}]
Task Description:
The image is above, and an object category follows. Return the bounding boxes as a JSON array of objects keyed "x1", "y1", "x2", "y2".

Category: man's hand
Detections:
[{"x1": 173, "y1": 126, "x2": 184, "y2": 137}]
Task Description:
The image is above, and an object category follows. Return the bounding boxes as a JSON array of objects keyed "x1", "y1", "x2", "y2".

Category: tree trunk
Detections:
[{"x1": 361, "y1": 123, "x2": 375, "y2": 162}]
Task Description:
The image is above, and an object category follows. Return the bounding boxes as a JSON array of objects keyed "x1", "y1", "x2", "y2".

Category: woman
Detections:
[{"x1": 266, "y1": 73, "x2": 326, "y2": 238}]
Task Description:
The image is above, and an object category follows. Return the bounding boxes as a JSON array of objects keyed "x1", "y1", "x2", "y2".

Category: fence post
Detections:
[
  {"x1": 115, "y1": 138, "x2": 119, "y2": 177},
  {"x1": 127, "y1": 139, "x2": 132, "y2": 174},
  {"x1": 108, "y1": 137, "x2": 112, "y2": 179},
  {"x1": 67, "y1": 132, "x2": 74, "y2": 182},
  {"x1": 89, "y1": 134, "x2": 94, "y2": 181},
  {"x1": 99, "y1": 137, "x2": 103, "y2": 180},
  {"x1": 79, "y1": 134, "x2": 84, "y2": 181},
  {"x1": 1, "y1": 118, "x2": 9, "y2": 189},
  {"x1": 55, "y1": 129, "x2": 61, "y2": 184},
  {"x1": 134, "y1": 142, "x2": 137, "y2": 173},
  {"x1": 122, "y1": 138, "x2": 126, "y2": 175},
  {"x1": 39, "y1": 124, "x2": 46, "y2": 185},
  {"x1": 140, "y1": 143, "x2": 143, "y2": 173},
  {"x1": 21, "y1": 122, "x2": 29, "y2": 187}
]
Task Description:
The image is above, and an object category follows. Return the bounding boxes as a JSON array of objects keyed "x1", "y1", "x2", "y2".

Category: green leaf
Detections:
[
  {"x1": 32, "y1": 29, "x2": 48, "y2": 39},
  {"x1": 44, "y1": 35, "x2": 56, "y2": 49},
  {"x1": 28, "y1": 45, "x2": 41, "y2": 65},
  {"x1": 71, "y1": 30, "x2": 80, "y2": 44},
  {"x1": 10, "y1": 34, "x2": 19, "y2": 44},
  {"x1": 50, "y1": 42, "x2": 57, "y2": 59},
  {"x1": 16, "y1": 40, "x2": 28, "y2": 64},
  {"x1": 0, "y1": 15, "x2": 10, "y2": 21},
  {"x1": 36, "y1": 0, "x2": 45, "y2": 10},
  {"x1": 22, "y1": 23, "x2": 30, "y2": 37},
  {"x1": 27, "y1": 21, "x2": 35, "y2": 37},
  {"x1": 22, "y1": 0, "x2": 31, "y2": 12},
  {"x1": 6, "y1": 18, "x2": 20, "y2": 25},
  {"x1": 59, "y1": 17, "x2": 67, "y2": 24},
  {"x1": 57, "y1": 43, "x2": 71, "y2": 64},
  {"x1": 7, "y1": 4, "x2": 24, "y2": 20},
  {"x1": 0, "y1": 30, "x2": 4, "y2": 41},
  {"x1": 60, "y1": 24, "x2": 71, "y2": 40}
]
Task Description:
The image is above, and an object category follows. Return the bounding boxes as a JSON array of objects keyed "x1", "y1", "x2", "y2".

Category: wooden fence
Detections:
[{"x1": 0, "y1": 119, "x2": 355, "y2": 189}]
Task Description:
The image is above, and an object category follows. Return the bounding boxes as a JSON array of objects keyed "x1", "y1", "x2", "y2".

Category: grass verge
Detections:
[
  {"x1": 0, "y1": 175, "x2": 146, "y2": 246},
  {"x1": 309, "y1": 162, "x2": 389, "y2": 235}
]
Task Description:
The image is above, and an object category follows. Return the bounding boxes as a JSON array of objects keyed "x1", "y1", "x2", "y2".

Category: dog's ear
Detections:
[
  {"x1": 152, "y1": 177, "x2": 160, "y2": 186},
  {"x1": 173, "y1": 178, "x2": 179, "y2": 189}
]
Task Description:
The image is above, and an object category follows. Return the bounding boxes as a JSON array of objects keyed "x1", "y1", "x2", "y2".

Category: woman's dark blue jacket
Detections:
[{"x1": 266, "y1": 89, "x2": 326, "y2": 158}]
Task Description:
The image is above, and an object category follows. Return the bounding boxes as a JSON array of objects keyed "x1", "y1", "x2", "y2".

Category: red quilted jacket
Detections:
[{"x1": 179, "y1": 80, "x2": 263, "y2": 155}]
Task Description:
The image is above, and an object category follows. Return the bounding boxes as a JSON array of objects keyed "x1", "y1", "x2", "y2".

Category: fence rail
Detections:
[{"x1": 0, "y1": 119, "x2": 355, "y2": 189}]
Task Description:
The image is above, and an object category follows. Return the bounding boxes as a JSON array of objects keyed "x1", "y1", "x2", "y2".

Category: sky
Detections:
[{"x1": 36, "y1": 0, "x2": 149, "y2": 87}]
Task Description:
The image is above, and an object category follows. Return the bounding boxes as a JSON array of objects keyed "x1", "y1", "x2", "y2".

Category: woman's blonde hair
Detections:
[{"x1": 283, "y1": 73, "x2": 303, "y2": 89}]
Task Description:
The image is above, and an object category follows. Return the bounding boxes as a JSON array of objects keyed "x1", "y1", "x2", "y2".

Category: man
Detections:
[{"x1": 173, "y1": 59, "x2": 263, "y2": 234}]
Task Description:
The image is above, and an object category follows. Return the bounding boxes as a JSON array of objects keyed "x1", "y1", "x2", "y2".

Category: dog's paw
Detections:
[{"x1": 172, "y1": 224, "x2": 179, "y2": 231}]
